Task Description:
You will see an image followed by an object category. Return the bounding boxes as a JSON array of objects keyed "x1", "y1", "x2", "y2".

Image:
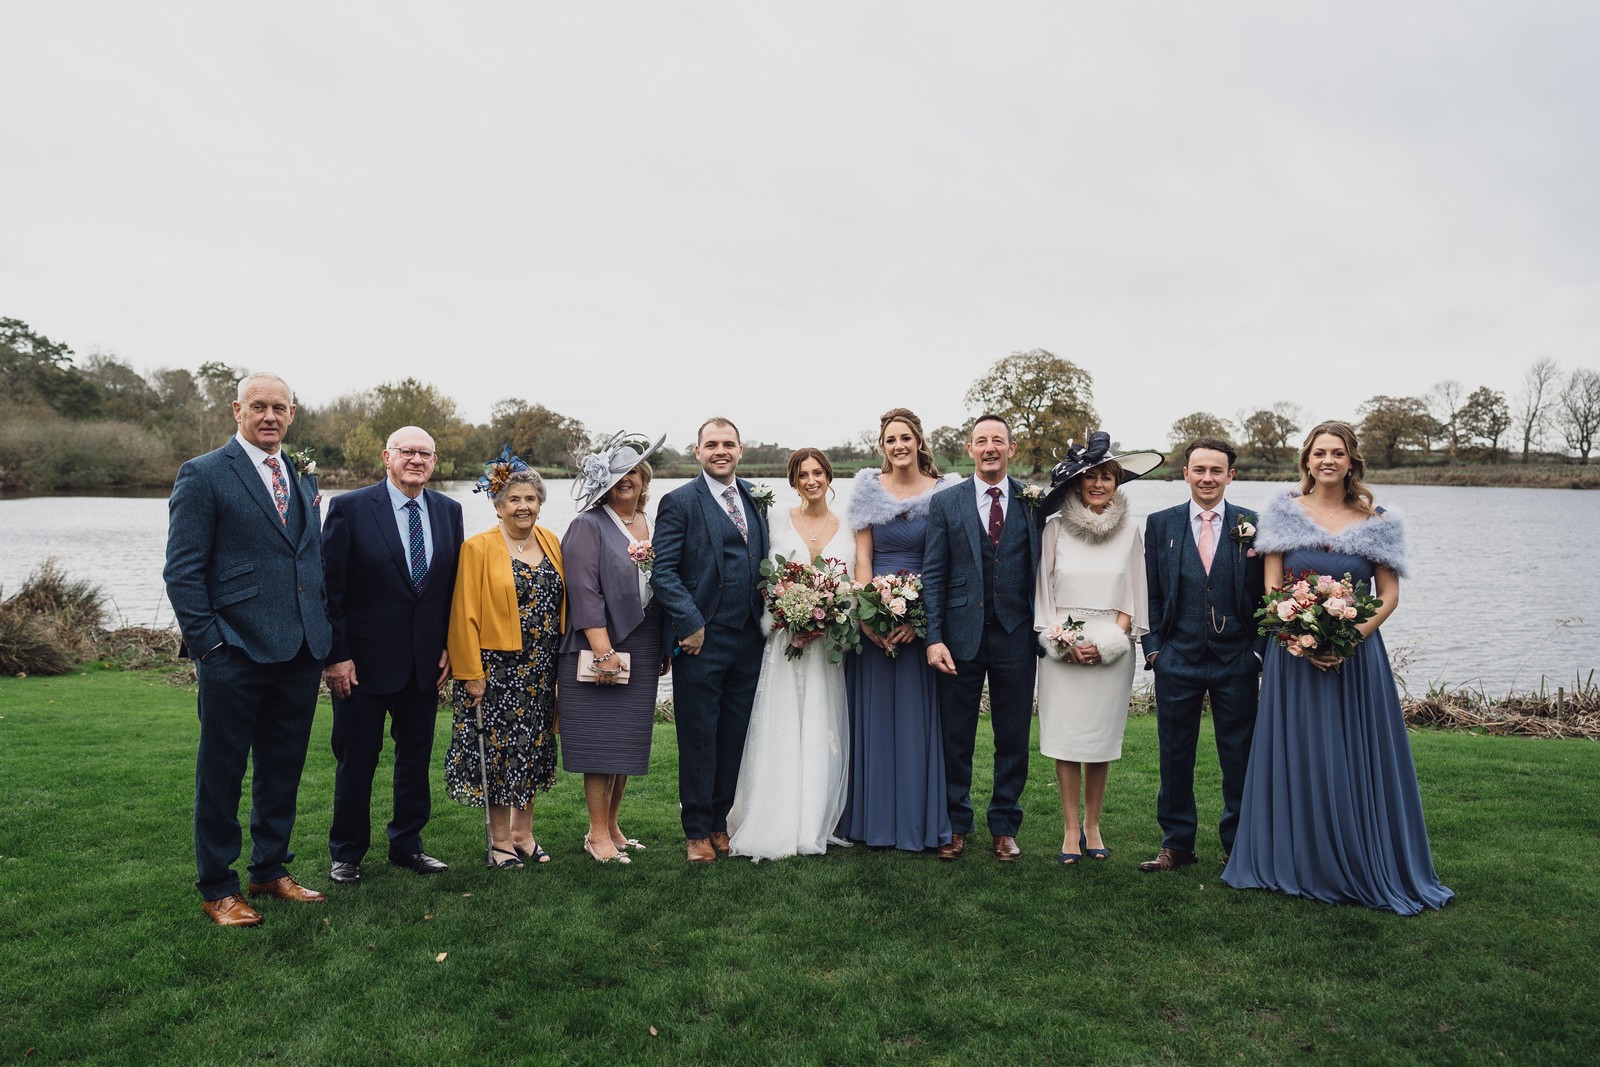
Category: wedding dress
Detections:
[{"x1": 726, "y1": 503, "x2": 854, "y2": 861}]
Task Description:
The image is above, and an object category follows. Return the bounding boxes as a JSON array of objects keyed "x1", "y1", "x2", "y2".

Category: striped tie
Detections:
[
  {"x1": 405, "y1": 499, "x2": 428, "y2": 592},
  {"x1": 264, "y1": 456, "x2": 288, "y2": 524}
]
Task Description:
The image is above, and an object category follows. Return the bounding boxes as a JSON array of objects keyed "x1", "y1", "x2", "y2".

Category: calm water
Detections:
[{"x1": 2, "y1": 479, "x2": 1595, "y2": 694}]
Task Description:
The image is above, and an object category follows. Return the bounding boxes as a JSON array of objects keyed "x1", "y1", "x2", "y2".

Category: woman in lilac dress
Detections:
[
  {"x1": 837, "y1": 408, "x2": 957, "y2": 852},
  {"x1": 1222, "y1": 422, "x2": 1451, "y2": 914}
]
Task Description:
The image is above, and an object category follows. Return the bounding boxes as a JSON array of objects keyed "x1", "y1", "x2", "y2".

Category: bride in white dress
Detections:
[{"x1": 727, "y1": 448, "x2": 855, "y2": 861}]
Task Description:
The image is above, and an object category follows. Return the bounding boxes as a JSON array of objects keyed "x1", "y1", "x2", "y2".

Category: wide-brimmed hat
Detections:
[
  {"x1": 1040, "y1": 431, "x2": 1165, "y2": 515},
  {"x1": 572, "y1": 430, "x2": 667, "y2": 512}
]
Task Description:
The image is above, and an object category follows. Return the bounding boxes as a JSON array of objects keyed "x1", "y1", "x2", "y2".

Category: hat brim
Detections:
[
  {"x1": 1040, "y1": 449, "x2": 1165, "y2": 515},
  {"x1": 573, "y1": 431, "x2": 667, "y2": 511}
]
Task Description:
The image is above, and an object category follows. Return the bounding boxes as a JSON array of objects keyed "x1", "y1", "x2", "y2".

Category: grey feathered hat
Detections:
[{"x1": 571, "y1": 431, "x2": 667, "y2": 512}]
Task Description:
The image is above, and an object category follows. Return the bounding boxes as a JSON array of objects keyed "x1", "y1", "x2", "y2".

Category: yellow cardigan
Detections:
[{"x1": 448, "y1": 524, "x2": 566, "y2": 682}]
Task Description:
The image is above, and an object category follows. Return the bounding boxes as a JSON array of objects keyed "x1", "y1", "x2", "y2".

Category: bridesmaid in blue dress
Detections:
[
  {"x1": 1222, "y1": 422, "x2": 1452, "y2": 915},
  {"x1": 838, "y1": 408, "x2": 957, "y2": 851}
]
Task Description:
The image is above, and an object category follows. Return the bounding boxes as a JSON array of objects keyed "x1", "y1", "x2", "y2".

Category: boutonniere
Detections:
[
  {"x1": 746, "y1": 483, "x2": 775, "y2": 513},
  {"x1": 628, "y1": 539, "x2": 655, "y2": 574},
  {"x1": 288, "y1": 447, "x2": 318, "y2": 478},
  {"x1": 1233, "y1": 513, "x2": 1257, "y2": 554},
  {"x1": 1017, "y1": 483, "x2": 1047, "y2": 511}
]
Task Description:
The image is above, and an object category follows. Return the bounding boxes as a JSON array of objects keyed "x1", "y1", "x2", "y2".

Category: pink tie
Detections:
[{"x1": 1197, "y1": 510, "x2": 1216, "y2": 574}]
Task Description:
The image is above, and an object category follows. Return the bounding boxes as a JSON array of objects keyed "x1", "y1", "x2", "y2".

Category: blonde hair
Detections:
[
  {"x1": 1297, "y1": 421, "x2": 1375, "y2": 516},
  {"x1": 877, "y1": 407, "x2": 941, "y2": 478}
]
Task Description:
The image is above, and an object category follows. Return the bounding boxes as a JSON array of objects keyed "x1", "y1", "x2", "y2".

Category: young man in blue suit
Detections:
[
  {"x1": 1139, "y1": 437, "x2": 1264, "y2": 872},
  {"x1": 321, "y1": 426, "x2": 464, "y2": 884},
  {"x1": 923, "y1": 415, "x2": 1040, "y2": 862},
  {"x1": 650, "y1": 417, "x2": 770, "y2": 864},
  {"x1": 164, "y1": 373, "x2": 332, "y2": 926}
]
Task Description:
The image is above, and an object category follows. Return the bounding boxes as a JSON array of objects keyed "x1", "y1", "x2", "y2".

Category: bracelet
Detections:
[
  {"x1": 594, "y1": 649, "x2": 616, "y2": 664},
  {"x1": 594, "y1": 665, "x2": 620, "y2": 677}
]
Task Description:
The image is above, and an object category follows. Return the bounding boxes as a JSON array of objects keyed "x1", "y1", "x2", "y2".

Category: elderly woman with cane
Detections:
[
  {"x1": 444, "y1": 447, "x2": 566, "y2": 868},
  {"x1": 558, "y1": 432, "x2": 668, "y2": 864}
]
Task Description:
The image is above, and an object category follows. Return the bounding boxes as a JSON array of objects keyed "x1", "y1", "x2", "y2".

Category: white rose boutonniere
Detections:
[
  {"x1": 1017, "y1": 483, "x2": 1046, "y2": 511},
  {"x1": 1233, "y1": 513, "x2": 1257, "y2": 557},
  {"x1": 747, "y1": 482, "x2": 775, "y2": 513},
  {"x1": 288, "y1": 447, "x2": 318, "y2": 478}
]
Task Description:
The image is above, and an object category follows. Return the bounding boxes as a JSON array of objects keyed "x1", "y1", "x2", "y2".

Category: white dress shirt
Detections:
[
  {"x1": 235, "y1": 433, "x2": 292, "y2": 504},
  {"x1": 974, "y1": 475, "x2": 1009, "y2": 521},
  {"x1": 387, "y1": 479, "x2": 434, "y2": 569},
  {"x1": 703, "y1": 471, "x2": 748, "y2": 532}
]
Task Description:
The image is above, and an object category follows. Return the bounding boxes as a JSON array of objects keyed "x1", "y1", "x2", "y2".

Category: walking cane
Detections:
[{"x1": 472, "y1": 695, "x2": 494, "y2": 868}]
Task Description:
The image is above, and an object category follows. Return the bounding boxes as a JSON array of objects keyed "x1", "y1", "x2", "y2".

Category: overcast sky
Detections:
[{"x1": 4, "y1": 2, "x2": 1596, "y2": 454}]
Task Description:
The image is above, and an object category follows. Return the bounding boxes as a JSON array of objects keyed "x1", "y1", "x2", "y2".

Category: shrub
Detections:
[{"x1": 0, "y1": 558, "x2": 109, "y2": 672}]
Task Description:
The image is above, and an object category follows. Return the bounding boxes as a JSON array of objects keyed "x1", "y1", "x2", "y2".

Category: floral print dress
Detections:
[{"x1": 445, "y1": 557, "x2": 562, "y2": 807}]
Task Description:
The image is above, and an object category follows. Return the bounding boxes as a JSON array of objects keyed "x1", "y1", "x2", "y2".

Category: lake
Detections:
[{"x1": 2, "y1": 478, "x2": 1595, "y2": 695}]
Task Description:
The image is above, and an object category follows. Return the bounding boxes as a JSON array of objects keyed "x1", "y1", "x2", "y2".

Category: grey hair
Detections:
[
  {"x1": 492, "y1": 468, "x2": 546, "y2": 505},
  {"x1": 236, "y1": 372, "x2": 295, "y2": 404},
  {"x1": 385, "y1": 426, "x2": 435, "y2": 450}
]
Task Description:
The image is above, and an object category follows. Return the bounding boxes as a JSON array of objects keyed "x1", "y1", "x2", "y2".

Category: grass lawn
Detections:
[{"x1": 2, "y1": 669, "x2": 1597, "y2": 1065}]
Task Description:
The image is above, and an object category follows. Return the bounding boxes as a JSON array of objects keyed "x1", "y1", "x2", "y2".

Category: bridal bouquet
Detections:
[
  {"x1": 758, "y1": 554, "x2": 859, "y2": 662},
  {"x1": 1255, "y1": 570, "x2": 1382, "y2": 667},
  {"x1": 856, "y1": 570, "x2": 927, "y2": 659},
  {"x1": 1038, "y1": 616, "x2": 1085, "y2": 661}
]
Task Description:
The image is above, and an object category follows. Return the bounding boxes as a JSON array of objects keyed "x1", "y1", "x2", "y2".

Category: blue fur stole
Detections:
[
  {"x1": 1254, "y1": 489, "x2": 1409, "y2": 578},
  {"x1": 846, "y1": 470, "x2": 961, "y2": 532}
]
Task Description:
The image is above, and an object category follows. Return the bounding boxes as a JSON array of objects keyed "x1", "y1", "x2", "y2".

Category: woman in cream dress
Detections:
[{"x1": 1034, "y1": 433, "x2": 1162, "y2": 865}]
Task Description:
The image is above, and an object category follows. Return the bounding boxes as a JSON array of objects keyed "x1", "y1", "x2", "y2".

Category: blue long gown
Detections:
[
  {"x1": 1221, "y1": 544, "x2": 1453, "y2": 914},
  {"x1": 838, "y1": 511, "x2": 953, "y2": 852}
]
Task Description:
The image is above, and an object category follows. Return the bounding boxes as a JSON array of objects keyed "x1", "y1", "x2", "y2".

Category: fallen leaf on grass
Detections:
[
  {"x1": 436, "y1": 952, "x2": 448, "y2": 963},
  {"x1": 462, "y1": 893, "x2": 472, "y2": 898},
  {"x1": 423, "y1": 914, "x2": 433, "y2": 921},
  {"x1": 649, "y1": 1027, "x2": 658, "y2": 1037},
  {"x1": 322, "y1": 916, "x2": 331, "y2": 925}
]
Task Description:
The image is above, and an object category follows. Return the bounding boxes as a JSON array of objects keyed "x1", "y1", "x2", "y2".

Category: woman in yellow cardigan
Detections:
[{"x1": 445, "y1": 452, "x2": 566, "y2": 869}]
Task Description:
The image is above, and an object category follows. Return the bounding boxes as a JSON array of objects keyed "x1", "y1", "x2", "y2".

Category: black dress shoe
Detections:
[
  {"x1": 389, "y1": 851, "x2": 448, "y2": 875},
  {"x1": 329, "y1": 861, "x2": 362, "y2": 884}
]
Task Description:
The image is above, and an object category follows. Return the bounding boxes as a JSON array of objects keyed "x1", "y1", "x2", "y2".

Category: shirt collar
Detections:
[
  {"x1": 235, "y1": 432, "x2": 279, "y2": 469},
  {"x1": 703, "y1": 471, "x2": 738, "y2": 497},
  {"x1": 386, "y1": 478, "x2": 425, "y2": 512},
  {"x1": 1189, "y1": 499, "x2": 1226, "y2": 523},
  {"x1": 975, "y1": 476, "x2": 1007, "y2": 503}
]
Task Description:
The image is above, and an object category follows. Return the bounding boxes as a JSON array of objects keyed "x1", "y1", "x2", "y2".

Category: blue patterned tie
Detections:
[{"x1": 405, "y1": 499, "x2": 427, "y2": 592}]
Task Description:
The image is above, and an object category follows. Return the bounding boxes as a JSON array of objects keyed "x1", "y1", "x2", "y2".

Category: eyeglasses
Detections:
[{"x1": 394, "y1": 448, "x2": 436, "y2": 461}]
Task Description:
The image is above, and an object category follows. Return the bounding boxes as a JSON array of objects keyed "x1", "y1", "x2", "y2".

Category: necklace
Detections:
[
  {"x1": 793, "y1": 508, "x2": 834, "y2": 544},
  {"x1": 503, "y1": 527, "x2": 536, "y2": 554}
]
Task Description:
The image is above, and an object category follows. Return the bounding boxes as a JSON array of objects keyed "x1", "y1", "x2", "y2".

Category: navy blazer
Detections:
[
  {"x1": 321, "y1": 480, "x2": 464, "y2": 695},
  {"x1": 163, "y1": 437, "x2": 332, "y2": 664},
  {"x1": 1141, "y1": 499, "x2": 1266, "y2": 665},
  {"x1": 649, "y1": 475, "x2": 771, "y2": 646},
  {"x1": 922, "y1": 475, "x2": 1040, "y2": 662},
  {"x1": 559, "y1": 507, "x2": 650, "y2": 654}
]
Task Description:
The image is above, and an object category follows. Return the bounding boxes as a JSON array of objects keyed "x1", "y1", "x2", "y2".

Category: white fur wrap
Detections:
[
  {"x1": 1254, "y1": 490, "x2": 1409, "y2": 578},
  {"x1": 1039, "y1": 615, "x2": 1130, "y2": 664}
]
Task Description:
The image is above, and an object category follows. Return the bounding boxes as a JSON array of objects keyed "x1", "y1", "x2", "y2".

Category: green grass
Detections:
[{"x1": 2, "y1": 670, "x2": 1597, "y2": 1065}]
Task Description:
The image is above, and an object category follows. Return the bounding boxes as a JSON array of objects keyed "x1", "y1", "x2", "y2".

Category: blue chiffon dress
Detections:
[
  {"x1": 1221, "y1": 542, "x2": 1453, "y2": 915},
  {"x1": 838, "y1": 509, "x2": 953, "y2": 852}
]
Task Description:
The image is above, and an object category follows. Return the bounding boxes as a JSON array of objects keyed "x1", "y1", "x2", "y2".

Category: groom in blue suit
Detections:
[
  {"x1": 164, "y1": 372, "x2": 332, "y2": 926},
  {"x1": 923, "y1": 415, "x2": 1040, "y2": 862},
  {"x1": 1139, "y1": 437, "x2": 1264, "y2": 871},
  {"x1": 650, "y1": 417, "x2": 771, "y2": 863},
  {"x1": 321, "y1": 426, "x2": 463, "y2": 884}
]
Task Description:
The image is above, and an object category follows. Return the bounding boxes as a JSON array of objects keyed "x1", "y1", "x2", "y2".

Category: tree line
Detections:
[{"x1": 3, "y1": 314, "x2": 1595, "y2": 492}]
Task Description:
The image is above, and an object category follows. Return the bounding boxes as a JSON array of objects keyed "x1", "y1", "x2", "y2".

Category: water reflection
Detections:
[{"x1": 3, "y1": 479, "x2": 1595, "y2": 694}]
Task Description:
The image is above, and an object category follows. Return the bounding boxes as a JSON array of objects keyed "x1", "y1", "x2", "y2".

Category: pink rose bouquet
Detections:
[
  {"x1": 1038, "y1": 616, "x2": 1086, "y2": 661},
  {"x1": 1255, "y1": 569, "x2": 1382, "y2": 669},
  {"x1": 856, "y1": 569, "x2": 926, "y2": 659}
]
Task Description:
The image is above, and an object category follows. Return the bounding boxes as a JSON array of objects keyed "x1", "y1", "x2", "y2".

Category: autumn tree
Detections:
[
  {"x1": 1168, "y1": 411, "x2": 1233, "y2": 451},
  {"x1": 1557, "y1": 367, "x2": 1600, "y2": 464},
  {"x1": 964, "y1": 349, "x2": 1097, "y2": 473},
  {"x1": 1357, "y1": 395, "x2": 1432, "y2": 467},
  {"x1": 1236, "y1": 404, "x2": 1301, "y2": 463},
  {"x1": 1, "y1": 317, "x2": 101, "y2": 418},
  {"x1": 929, "y1": 423, "x2": 970, "y2": 464},
  {"x1": 1458, "y1": 386, "x2": 1513, "y2": 461},
  {"x1": 1512, "y1": 357, "x2": 1561, "y2": 464},
  {"x1": 367, "y1": 378, "x2": 468, "y2": 464},
  {"x1": 488, "y1": 399, "x2": 589, "y2": 468},
  {"x1": 82, "y1": 352, "x2": 160, "y2": 423}
]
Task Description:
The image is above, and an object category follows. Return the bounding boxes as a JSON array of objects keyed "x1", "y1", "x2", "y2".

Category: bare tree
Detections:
[
  {"x1": 1426, "y1": 380, "x2": 1468, "y2": 464},
  {"x1": 1557, "y1": 367, "x2": 1600, "y2": 464},
  {"x1": 1512, "y1": 357, "x2": 1561, "y2": 464}
]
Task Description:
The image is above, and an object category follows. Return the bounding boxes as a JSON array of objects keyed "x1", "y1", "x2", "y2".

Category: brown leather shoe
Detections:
[
  {"x1": 992, "y1": 835, "x2": 1021, "y2": 862},
  {"x1": 937, "y1": 833, "x2": 967, "y2": 861},
  {"x1": 1138, "y1": 847, "x2": 1199, "y2": 872},
  {"x1": 686, "y1": 838, "x2": 717, "y2": 864},
  {"x1": 246, "y1": 874, "x2": 328, "y2": 903},
  {"x1": 709, "y1": 830, "x2": 731, "y2": 855},
  {"x1": 201, "y1": 894, "x2": 263, "y2": 927}
]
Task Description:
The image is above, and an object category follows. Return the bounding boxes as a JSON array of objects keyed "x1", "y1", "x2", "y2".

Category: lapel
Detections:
[
  {"x1": 424, "y1": 489, "x2": 454, "y2": 590},
  {"x1": 226, "y1": 441, "x2": 293, "y2": 544},
  {"x1": 958, "y1": 476, "x2": 986, "y2": 574},
  {"x1": 1164, "y1": 505, "x2": 1186, "y2": 606},
  {"x1": 735, "y1": 477, "x2": 768, "y2": 560},
  {"x1": 693, "y1": 477, "x2": 730, "y2": 577},
  {"x1": 366, "y1": 483, "x2": 413, "y2": 589},
  {"x1": 1221, "y1": 500, "x2": 1246, "y2": 604}
]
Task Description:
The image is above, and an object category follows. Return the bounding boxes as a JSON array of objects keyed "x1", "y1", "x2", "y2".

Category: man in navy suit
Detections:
[
  {"x1": 1139, "y1": 437, "x2": 1264, "y2": 872},
  {"x1": 321, "y1": 426, "x2": 464, "y2": 884},
  {"x1": 164, "y1": 372, "x2": 332, "y2": 926},
  {"x1": 650, "y1": 417, "x2": 771, "y2": 864},
  {"x1": 923, "y1": 415, "x2": 1040, "y2": 862}
]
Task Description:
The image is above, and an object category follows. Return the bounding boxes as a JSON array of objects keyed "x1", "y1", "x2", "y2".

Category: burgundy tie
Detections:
[{"x1": 987, "y1": 486, "x2": 1004, "y2": 547}]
